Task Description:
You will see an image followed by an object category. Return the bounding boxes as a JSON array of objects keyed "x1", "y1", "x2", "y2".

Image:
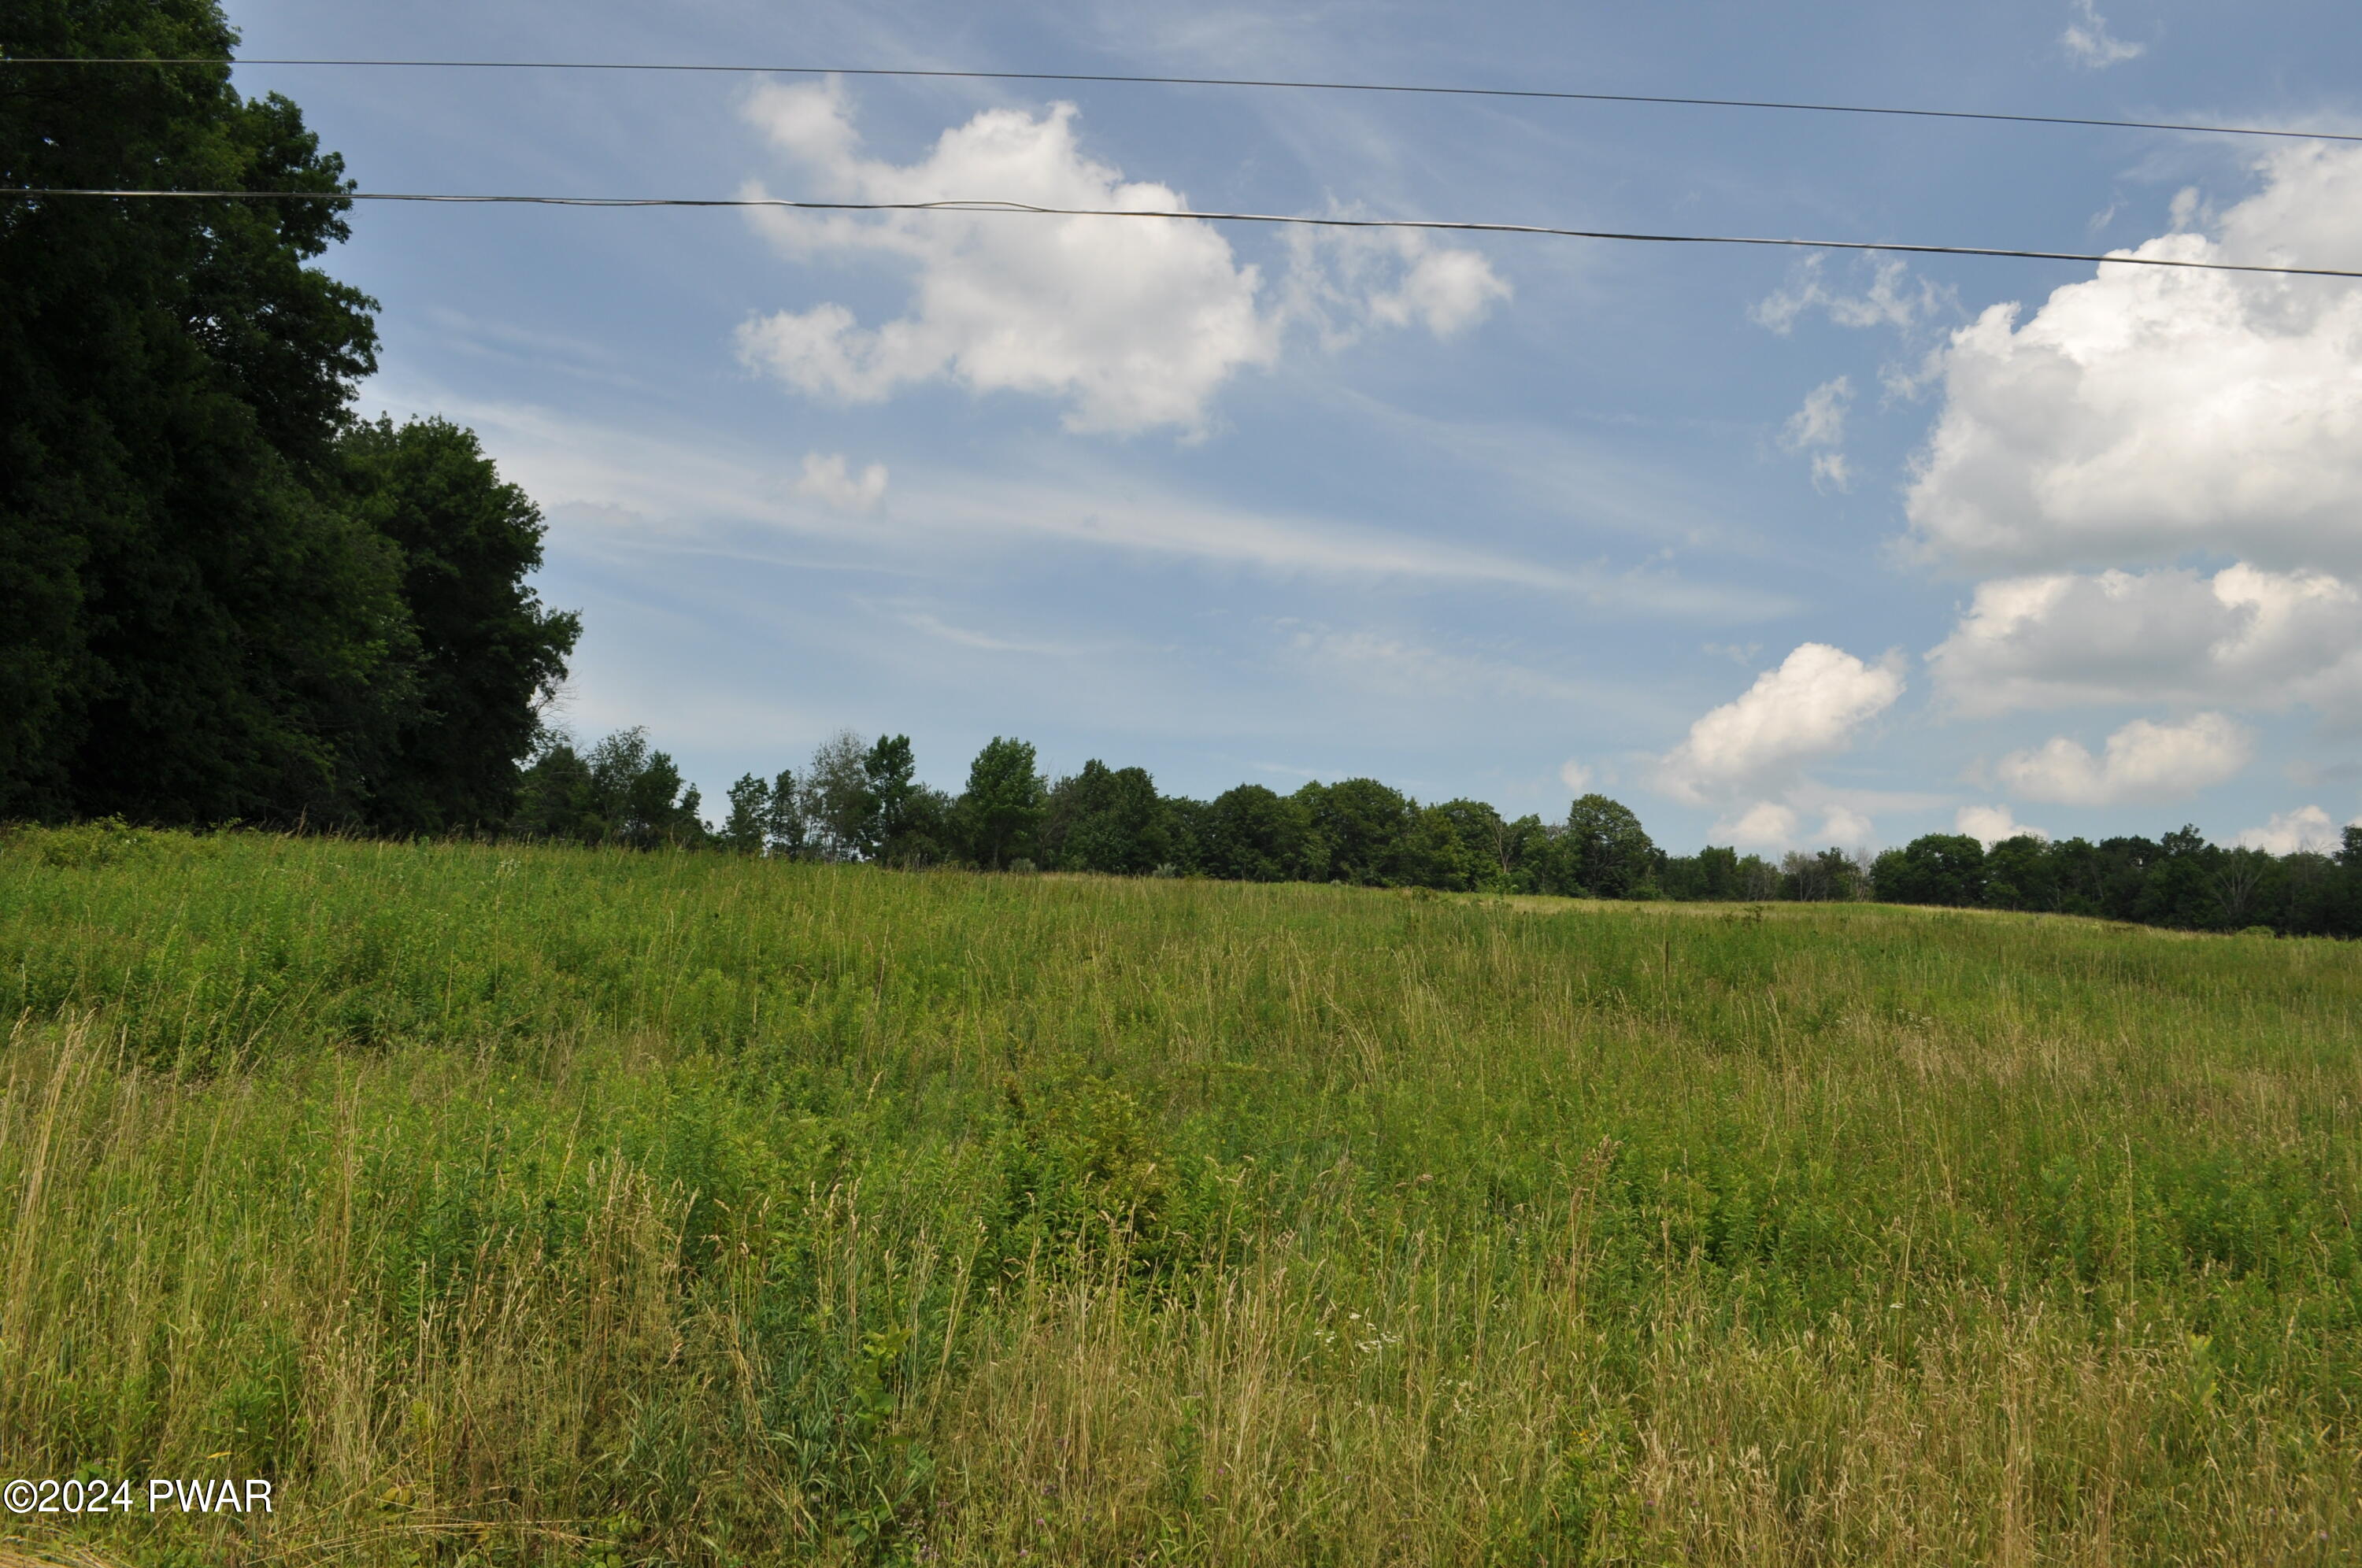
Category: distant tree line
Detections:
[
  {"x1": 512, "y1": 727, "x2": 1694, "y2": 897},
  {"x1": 1866, "y1": 827, "x2": 2362, "y2": 937},
  {"x1": 514, "y1": 728, "x2": 2362, "y2": 937}
]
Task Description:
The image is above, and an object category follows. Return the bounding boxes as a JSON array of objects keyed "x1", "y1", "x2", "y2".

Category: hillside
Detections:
[{"x1": 2, "y1": 826, "x2": 2356, "y2": 1564}]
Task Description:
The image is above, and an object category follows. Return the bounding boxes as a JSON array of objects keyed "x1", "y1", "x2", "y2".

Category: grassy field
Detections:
[{"x1": 0, "y1": 823, "x2": 2356, "y2": 1566}]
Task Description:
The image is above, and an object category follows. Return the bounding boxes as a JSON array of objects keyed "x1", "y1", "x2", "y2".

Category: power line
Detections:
[
  {"x1": 8, "y1": 188, "x2": 2356, "y2": 280},
  {"x1": 6, "y1": 56, "x2": 2356, "y2": 146}
]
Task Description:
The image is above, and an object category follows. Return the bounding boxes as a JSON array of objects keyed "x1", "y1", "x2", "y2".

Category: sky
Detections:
[{"x1": 220, "y1": 0, "x2": 2362, "y2": 855}]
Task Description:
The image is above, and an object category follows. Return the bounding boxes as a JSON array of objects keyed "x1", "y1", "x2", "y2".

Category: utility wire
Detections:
[
  {"x1": 7, "y1": 188, "x2": 2356, "y2": 280},
  {"x1": 6, "y1": 56, "x2": 2356, "y2": 146}
]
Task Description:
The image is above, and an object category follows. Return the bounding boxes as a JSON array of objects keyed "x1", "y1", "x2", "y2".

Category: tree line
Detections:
[{"x1": 515, "y1": 727, "x2": 2362, "y2": 937}]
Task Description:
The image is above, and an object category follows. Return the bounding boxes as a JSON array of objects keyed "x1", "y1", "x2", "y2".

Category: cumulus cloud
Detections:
[
  {"x1": 1656, "y1": 642, "x2": 1905, "y2": 804},
  {"x1": 1818, "y1": 804, "x2": 1875, "y2": 845},
  {"x1": 1997, "y1": 713, "x2": 2251, "y2": 805},
  {"x1": 2060, "y1": 0, "x2": 2144, "y2": 68},
  {"x1": 1559, "y1": 760, "x2": 1594, "y2": 792},
  {"x1": 2234, "y1": 804, "x2": 2355, "y2": 854},
  {"x1": 794, "y1": 451, "x2": 888, "y2": 512},
  {"x1": 1905, "y1": 142, "x2": 2362, "y2": 576},
  {"x1": 1956, "y1": 804, "x2": 2049, "y2": 846},
  {"x1": 1927, "y1": 562, "x2": 2362, "y2": 722},
  {"x1": 1712, "y1": 801, "x2": 1879, "y2": 851},
  {"x1": 2236, "y1": 804, "x2": 2342, "y2": 853},
  {"x1": 1722, "y1": 801, "x2": 1799, "y2": 848},
  {"x1": 735, "y1": 81, "x2": 1505, "y2": 435}
]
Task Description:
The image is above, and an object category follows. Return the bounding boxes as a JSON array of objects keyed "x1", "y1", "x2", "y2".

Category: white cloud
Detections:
[
  {"x1": 2061, "y1": 0, "x2": 2144, "y2": 69},
  {"x1": 1754, "y1": 257, "x2": 1949, "y2": 336},
  {"x1": 1997, "y1": 713, "x2": 2251, "y2": 805},
  {"x1": 1927, "y1": 562, "x2": 2362, "y2": 722},
  {"x1": 2234, "y1": 804, "x2": 2355, "y2": 854},
  {"x1": 735, "y1": 81, "x2": 1505, "y2": 435},
  {"x1": 1780, "y1": 380, "x2": 1856, "y2": 491},
  {"x1": 1783, "y1": 377, "x2": 1851, "y2": 449},
  {"x1": 1657, "y1": 642, "x2": 1906, "y2": 804},
  {"x1": 735, "y1": 81, "x2": 1276, "y2": 435},
  {"x1": 794, "y1": 451, "x2": 888, "y2": 513},
  {"x1": 1559, "y1": 760, "x2": 1594, "y2": 793},
  {"x1": 1715, "y1": 801, "x2": 1870, "y2": 850},
  {"x1": 1956, "y1": 804, "x2": 2049, "y2": 846},
  {"x1": 1818, "y1": 804, "x2": 1875, "y2": 845},
  {"x1": 1283, "y1": 224, "x2": 1510, "y2": 347},
  {"x1": 1906, "y1": 142, "x2": 2362, "y2": 576},
  {"x1": 1723, "y1": 801, "x2": 1799, "y2": 848}
]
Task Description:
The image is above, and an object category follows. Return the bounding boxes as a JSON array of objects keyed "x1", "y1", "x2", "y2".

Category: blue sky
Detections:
[{"x1": 226, "y1": 0, "x2": 2362, "y2": 854}]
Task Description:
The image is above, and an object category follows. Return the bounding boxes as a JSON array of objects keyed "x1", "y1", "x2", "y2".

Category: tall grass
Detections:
[{"x1": 0, "y1": 825, "x2": 2356, "y2": 1564}]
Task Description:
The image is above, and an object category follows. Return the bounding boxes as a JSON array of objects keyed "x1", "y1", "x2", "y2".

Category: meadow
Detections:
[{"x1": 0, "y1": 823, "x2": 2356, "y2": 1566}]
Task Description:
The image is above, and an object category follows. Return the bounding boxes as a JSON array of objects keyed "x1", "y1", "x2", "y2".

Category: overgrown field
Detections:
[{"x1": 1, "y1": 825, "x2": 2357, "y2": 1566}]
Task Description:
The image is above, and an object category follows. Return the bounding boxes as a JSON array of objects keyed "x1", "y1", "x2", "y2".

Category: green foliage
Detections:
[
  {"x1": 720, "y1": 771, "x2": 772, "y2": 854},
  {"x1": 336, "y1": 416, "x2": 579, "y2": 834},
  {"x1": 673, "y1": 727, "x2": 2362, "y2": 941},
  {"x1": 993, "y1": 1076, "x2": 1240, "y2": 1285},
  {"x1": 959, "y1": 736, "x2": 1045, "y2": 869},
  {"x1": 0, "y1": 7, "x2": 572, "y2": 832},
  {"x1": 1196, "y1": 782, "x2": 1315, "y2": 882},
  {"x1": 1562, "y1": 793, "x2": 1660, "y2": 897},
  {"x1": 1, "y1": 837, "x2": 2359, "y2": 1562},
  {"x1": 1042, "y1": 759, "x2": 1170, "y2": 875},
  {"x1": 3, "y1": 815, "x2": 191, "y2": 869},
  {"x1": 1861, "y1": 824, "x2": 2362, "y2": 934},
  {"x1": 508, "y1": 726, "x2": 705, "y2": 847},
  {"x1": 1871, "y1": 832, "x2": 1988, "y2": 907}
]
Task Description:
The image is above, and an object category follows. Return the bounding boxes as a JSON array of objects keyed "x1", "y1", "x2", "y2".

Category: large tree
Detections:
[
  {"x1": 960, "y1": 737, "x2": 1045, "y2": 869},
  {"x1": 339, "y1": 418, "x2": 578, "y2": 834},
  {"x1": 1561, "y1": 793, "x2": 1659, "y2": 897},
  {"x1": 1, "y1": 3, "x2": 570, "y2": 830}
]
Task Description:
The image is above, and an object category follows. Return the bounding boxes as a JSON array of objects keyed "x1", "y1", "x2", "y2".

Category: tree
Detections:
[
  {"x1": 887, "y1": 785, "x2": 960, "y2": 867},
  {"x1": 801, "y1": 731, "x2": 871, "y2": 861},
  {"x1": 1871, "y1": 834, "x2": 1986, "y2": 907},
  {"x1": 509, "y1": 732, "x2": 602, "y2": 843},
  {"x1": 339, "y1": 418, "x2": 579, "y2": 834},
  {"x1": 1564, "y1": 794, "x2": 1658, "y2": 897},
  {"x1": 2, "y1": 2, "x2": 394, "y2": 824},
  {"x1": 1, "y1": 9, "x2": 576, "y2": 832},
  {"x1": 960, "y1": 738, "x2": 1045, "y2": 869},
  {"x1": 720, "y1": 773, "x2": 771, "y2": 854},
  {"x1": 1295, "y1": 778, "x2": 1412, "y2": 885},
  {"x1": 2210, "y1": 847, "x2": 2272, "y2": 928},
  {"x1": 1738, "y1": 853, "x2": 1783, "y2": 901},
  {"x1": 858, "y1": 734, "x2": 917, "y2": 860},
  {"x1": 761, "y1": 767, "x2": 805, "y2": 858},
  {"x1": 508, "y1": 727, "x2": 702, "y2": 848},
  {"x1": 585, "y1": 728, "x2": 704, "y2": 848},
  {"x1": 1043, "y1": 760, "x2": 1169, "y2": 875},
  {"x1": 1662, "y1": 845, "x2": 1741, "y2": 900},
  {"x1": 1982, "y1": 834, "x2": 2056, "y2": 911},
  {"x1": 1198, "y1": 785, "x2": 1312, "y2": 882}
]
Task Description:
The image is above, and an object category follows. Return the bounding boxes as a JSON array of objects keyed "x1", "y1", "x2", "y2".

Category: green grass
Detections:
[{"x1": 1, "y1": 824, "x2": 2357, "y2": 1565}]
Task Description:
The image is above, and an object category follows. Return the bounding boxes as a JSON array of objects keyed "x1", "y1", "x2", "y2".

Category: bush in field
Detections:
[{"x1": 993, "y1": 1077, "x2": 1242, "y2": 1286}]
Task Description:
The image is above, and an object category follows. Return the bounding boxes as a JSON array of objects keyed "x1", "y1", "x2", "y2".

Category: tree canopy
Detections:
[{"x1": 0, "y1": 1, "x2": 575, "y2": 830}]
